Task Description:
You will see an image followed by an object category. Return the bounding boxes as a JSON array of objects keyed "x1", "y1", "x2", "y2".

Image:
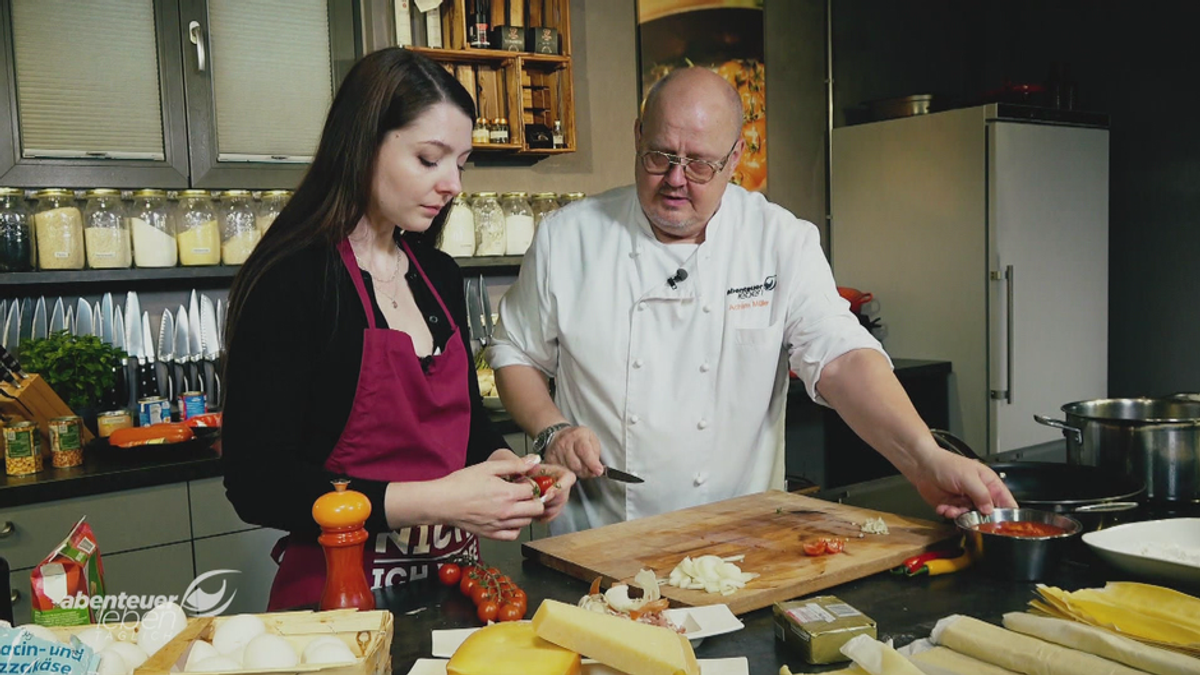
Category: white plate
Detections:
[
  {"x1": 430, "y1": 605, "x2": 743, "y2": 657},
  {"x1": 408, "y1": 657, "x2": 749, "y2": 675},
  {"x1": 1082, "y1": 517, "x2": 1200, "y2": 588}
]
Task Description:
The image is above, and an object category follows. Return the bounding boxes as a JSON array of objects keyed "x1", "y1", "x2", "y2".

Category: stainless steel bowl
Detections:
[{"x1": 956, "y1": 508, "x2": 1082, "y2": 581}]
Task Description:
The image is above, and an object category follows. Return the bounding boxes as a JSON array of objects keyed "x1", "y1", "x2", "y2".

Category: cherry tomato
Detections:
[
  {"x1": 477, "y1": 600, "x2": 499, "y2": 623},
  {"x1": 825, "y1": 538, "x2": 845, "y2": 554},
  {"x1": 498, "y1": 603, "x2": 524, "y2": 622},
  {"x1": 438, "y1": 563, "x2": 462, "y2": 586},
  {"x1": 460, "y1": 574, "x2": 478, "y2": 596},
  {"x1": 470, "y1": 584, "x2": 493, "y2": 606},
  {"x1": 509, "y1": 588, "x2": 527, "y2": 605},
  {"x1": 487, "y1": 567, "x2": 502, "y2": 576},
  {"x1": 803, "y1": 540, "x2": 828, "y2": 557},
  {"x1": 532, "y1": 475, "x2": 556, "y2": 495}
]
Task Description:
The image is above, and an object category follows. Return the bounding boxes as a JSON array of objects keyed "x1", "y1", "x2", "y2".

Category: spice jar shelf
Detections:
[{"x1": 0, "y1": 256, "x2": 521, "y2": 289}]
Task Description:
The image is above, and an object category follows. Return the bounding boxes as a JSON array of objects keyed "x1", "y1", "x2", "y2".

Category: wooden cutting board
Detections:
[{"x1": 522, "y1": 490, "x2": 958, "y2": 615}]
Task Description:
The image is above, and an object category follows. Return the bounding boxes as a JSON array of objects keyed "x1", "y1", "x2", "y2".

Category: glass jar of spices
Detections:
[
  {"x1": 472, "y1": 118, "x2": 490, "y2": 145},
  {"x1": 220, "y1": 190, "x2": 260, "y2": 265},
  {"x1": 558, "y1": 192, "x2": 585, "y2": 205},
  {"x1": 500, "y1": 192, "x2": 534, "y2": 255},
  {"x1": 130, "y1": 189, "x2": 177, "y2": 268},
  {"x1": 83, "y1": 189, "x2": 132, "y2": 269},
  {"x1": 0, "y1": 188, "x2": 35, "y2": 272},
  {"x1": 34, "y1": 189, "x2": 84, "y2": 270},
  {"x1": 530, "y1": 192, "x2": 559, "y2": 232},
  {"x1": 257, "y1": 190, "x2": 290, "y2": 234},
  {"x1": 176, "y1": 190, "x2": 221, "y2": 266},
  {"x1": 471, "y1": 192, "x2": 506, "y2": 256}
]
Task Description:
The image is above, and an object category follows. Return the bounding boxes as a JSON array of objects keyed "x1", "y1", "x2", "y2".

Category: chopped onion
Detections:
[{"x1": 666, "y1": 555, "x2": 758, "y2": 596}]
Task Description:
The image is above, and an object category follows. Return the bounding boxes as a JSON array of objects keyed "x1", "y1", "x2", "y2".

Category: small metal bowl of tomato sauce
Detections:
[{"x1": 956, "y1": 508, "x2": 1082, "y2": 581}]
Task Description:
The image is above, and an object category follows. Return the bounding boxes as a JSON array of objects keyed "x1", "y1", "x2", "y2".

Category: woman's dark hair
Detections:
[{"x1": 223, "y1": 47, "x2": 475, "y2": 369}]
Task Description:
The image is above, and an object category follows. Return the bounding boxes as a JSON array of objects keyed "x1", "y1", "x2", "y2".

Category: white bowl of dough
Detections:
[{"x1": 1082, "y1": 517, "x2": 1200, "y2": 588}]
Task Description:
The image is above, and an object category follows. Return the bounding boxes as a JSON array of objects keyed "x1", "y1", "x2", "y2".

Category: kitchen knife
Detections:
[
  {"x1": 107, "y1": 304, "x2": 127, "y2": 410},
  {"x1": 125, "y1": 292, "x2": 147, "y2": 403},
  {"x1": 19, "y1": 297, "x2": 32, "y2": 342},
  {"x1": 464, "y1": 278, "x2": 484, "y2": 354},
  {"x1": 215, "y1": 299, "x2": 224, "y2": 353},
  {"x1": 0, "y1": 301, "x2": 7, "y2": 333},
  {"x1": 139, "y1": 310, "x2": 160, "y2": 398},
  {"x1": 49, "y1": 297, "x2": 65, "y2": 334},
  {"x1": 31, "y1": 296, "x2": 47, "y2": 340},
  {"x1": 188, "y1": 291, "x2": 204, "y2": 394},
  {"x1": 75, "y1": 299, "x2": 94, "y2": 338},
  {"x1": 0, "y1": 362, "x2": 18, "y2": 388},
  {"x1": 0, "y1": 344, "x2": 27, "y2": 380},
  {"x1": 201, "y1": 295, "x2": 221, "y2": 408},
  {"x1": 2, "y1": 301, "x2": 18, "y2": 350},
  {"x1": 65, "y1": 305, "x2": 74, "y2": 335},
  {"x1": 479, "y1": 275, "x2": 494, "y2": 342},
  {"x1": 602, "y1": 466, "x2": 645, "y2": 484},
  {"x1": 158, "y1": 308, "x2": 175, "y2": 400},
  {"x1": 100, "y1": 293, "x2": 114, "y2": 344},
  {"x1": 92, "y1": 302, "x2": 101, "y2": 337},
  {"x1": 174, "y1": 305, "x2": 191, "y2": 393}
]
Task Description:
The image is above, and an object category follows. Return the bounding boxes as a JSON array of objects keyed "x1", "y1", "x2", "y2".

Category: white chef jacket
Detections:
[{"x1": 486, "y1": 185, "x2": 889, "y2": 533}]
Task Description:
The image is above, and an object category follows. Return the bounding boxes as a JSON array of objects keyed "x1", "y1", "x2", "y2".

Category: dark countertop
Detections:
[
  {"x1": 0, "y1": 360, "x2": 948, "y2": 508},
  {"x1": 380, "y1": 535, "x2": 1125, "y2": 674}
]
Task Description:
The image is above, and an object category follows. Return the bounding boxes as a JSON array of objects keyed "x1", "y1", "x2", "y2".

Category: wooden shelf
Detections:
[
  {"x1": 409, "y1": 46, "x2": 566, "y2": 65},
  {"x1": 518, "y1": 147, "x2": 574, "y2": 156},
  {"x1": 472, "y1": 142, "x2": 525, "y2": 152},
  {"x1": 457, "y1": 256, "x2": 522, "y2": 271}
]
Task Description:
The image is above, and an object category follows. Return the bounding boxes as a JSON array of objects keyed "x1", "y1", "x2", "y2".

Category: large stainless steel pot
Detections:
[{"x1": 1035, "y1": 398, "x2": 1200, "y2": 503}]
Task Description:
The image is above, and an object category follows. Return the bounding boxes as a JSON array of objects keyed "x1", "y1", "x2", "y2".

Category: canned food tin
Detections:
[
  {"x1": 97, "y1": 409, "x2": 134, "y2": 438},
  {"x1": 138, "y1": 396, "x2": 170, "y2": 426},
  {"x1": 178, "y1": 391, "x2": 207, "y2": 420},
  {"x1": 4, "y1": 421, "x2": 43, "y2": 476},
  {"x1": 49, "y1": 416, "x2": 84, "y2": 468}
]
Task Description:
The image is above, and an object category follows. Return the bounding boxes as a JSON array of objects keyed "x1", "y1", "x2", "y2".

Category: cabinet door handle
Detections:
[
  {"x1": 10, "y1": 589, "x2": 19, "y2": 605},
  {"x1": 0, "y1": 520, "x2": 14, "y2": 538},
  {"x1": 189, "y1": 21, "x2": 207, "y2": 72},
  {"x1": 989, "y1": 265, "x2": 1014, "y2": 404}
]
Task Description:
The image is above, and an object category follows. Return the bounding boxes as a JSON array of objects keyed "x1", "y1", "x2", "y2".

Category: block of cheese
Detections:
[
  {"x1": 532, "y1": 599, "x2": 700, "y2": 675},
  {"x1": 446, "y1": 621, "x2": 581, "y2": 675}
]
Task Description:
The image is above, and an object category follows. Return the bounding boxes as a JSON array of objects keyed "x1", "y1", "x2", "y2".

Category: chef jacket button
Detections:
[
  {"x1": 638, "y1": 302, "x2": 648, "y2": 311},
  {"x1": 703, "y1": 304, "x2": 712, "y2": 313},
  {"x1": 697, "y1": 419, "x2": 709, "y2": 430},
  {"x1": 633, "y1": 358, "x2": 644, "y2": 368},
  {"x1": 693, "y1": 473, "x2": 707, "y2": 486},
  {"x1": 700, "y1": 362, "x2": 710, "y2": 373},
  {"x1": 630, "y1": 414, "x2": 640, "y2": 425}
]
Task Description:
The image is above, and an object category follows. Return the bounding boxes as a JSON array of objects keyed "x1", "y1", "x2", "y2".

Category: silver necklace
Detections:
[{"x1": 353, "y1": 243, "x2": 404, "y2": 309}]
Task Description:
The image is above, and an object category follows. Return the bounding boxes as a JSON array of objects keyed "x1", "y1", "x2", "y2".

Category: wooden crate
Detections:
[
  {"x1": 0, "y1": 373, "x2": 95, "y2": 447},
  {"x1": 47, "y1": 609, "x2": 393, "y2": 675}
]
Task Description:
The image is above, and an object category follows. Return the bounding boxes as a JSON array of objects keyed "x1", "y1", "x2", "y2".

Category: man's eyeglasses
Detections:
[{"x1": 638, "y1": 139, "x2": 738, "y2": 184}]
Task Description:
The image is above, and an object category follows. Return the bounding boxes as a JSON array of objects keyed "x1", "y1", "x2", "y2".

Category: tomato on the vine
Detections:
[
  {"x1": 459, "y1": 573, "x2": 478, "y2": 596},
  {"x1": 477, "y1": 600, "x2": 500, "y2": 623},
  {"x1": 498, "y1": 603, "x2": 524, "y2": 622},
  {"x1": 470, "y1": 584, "x2": 493, "y2": 606},
  {"x1": 438, "y1": 563, "x2": 462, "y2": 586},
  {"x1": 532, "y1": 475, "x2": 556, "y2": 495}
]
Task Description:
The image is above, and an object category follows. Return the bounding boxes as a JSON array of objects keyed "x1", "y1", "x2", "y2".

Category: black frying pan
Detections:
[{"x1": 930, "y1": 429, "x2": 1144, "y2": 530}]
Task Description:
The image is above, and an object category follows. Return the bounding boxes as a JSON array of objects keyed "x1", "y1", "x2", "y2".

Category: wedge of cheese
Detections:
[
  {"x1": 446, "y1": 621, "x2": 581, "y2": 675},
  {"x1": 532, "y1": 599, "x2": 700, "y2": 675}
]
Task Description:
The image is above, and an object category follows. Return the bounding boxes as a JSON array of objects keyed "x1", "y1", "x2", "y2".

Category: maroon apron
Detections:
[{"x1": 267, "y1": 238, "x2": 477, "y2": 610}]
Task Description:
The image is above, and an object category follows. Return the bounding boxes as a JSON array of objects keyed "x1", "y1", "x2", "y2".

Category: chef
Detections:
[{"x1": 486, "y1": 67, "x2": 1015, "y2": 534}]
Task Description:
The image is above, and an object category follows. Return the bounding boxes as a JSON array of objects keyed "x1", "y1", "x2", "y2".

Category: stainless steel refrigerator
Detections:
[{"x1": 831, "y1": 104, "x2": 1109, "y2": 457}]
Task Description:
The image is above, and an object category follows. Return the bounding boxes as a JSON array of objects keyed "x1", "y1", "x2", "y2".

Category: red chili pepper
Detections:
[{"x1": 897, "y1": 549, "x2": 961, "y2": 575}]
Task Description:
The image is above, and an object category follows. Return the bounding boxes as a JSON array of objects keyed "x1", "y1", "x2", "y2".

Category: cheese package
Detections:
[
  {"x1": 773, "y1": 596, "x2": 876, "y2": 665},
  {"x1": 447, "y1": 621, "x2": 580, "y2": 675},
  {"x1": 532, "y1": 599, "x2": 700, "y2": 675}
]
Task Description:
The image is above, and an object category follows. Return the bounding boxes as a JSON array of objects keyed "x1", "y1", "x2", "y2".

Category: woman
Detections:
[{"x1": 220, "y1": 47, "x2": 575, "y2": 610}]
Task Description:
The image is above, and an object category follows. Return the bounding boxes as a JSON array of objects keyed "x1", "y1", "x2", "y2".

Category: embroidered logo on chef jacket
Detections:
[{"x1": 727, "y1": 274, "x2": 777, "y2": 311}]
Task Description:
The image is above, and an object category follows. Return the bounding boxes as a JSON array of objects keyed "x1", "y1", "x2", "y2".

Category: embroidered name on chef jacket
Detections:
[{"x1": 727, "y1": 274, "x2": 777, "y2": 310}]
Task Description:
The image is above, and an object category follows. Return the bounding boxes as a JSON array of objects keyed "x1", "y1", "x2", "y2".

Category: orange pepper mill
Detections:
[{"x1": 312, "y1": 480, "x2": 375, "y2": 611}]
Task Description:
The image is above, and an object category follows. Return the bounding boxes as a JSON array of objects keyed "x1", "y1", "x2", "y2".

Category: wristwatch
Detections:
[{"x1": 532, "y1": 422, "x2": 572, "y2": 456}]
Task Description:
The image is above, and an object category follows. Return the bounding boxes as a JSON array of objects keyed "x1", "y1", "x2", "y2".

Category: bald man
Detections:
[{"x1": 486, "y1": 68, "x2": 1015, "y2": 534}]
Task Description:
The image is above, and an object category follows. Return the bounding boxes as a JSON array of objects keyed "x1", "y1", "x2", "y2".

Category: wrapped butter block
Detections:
[{"x1": 773, "y1": 596, "x2": 876, "y2": 665}]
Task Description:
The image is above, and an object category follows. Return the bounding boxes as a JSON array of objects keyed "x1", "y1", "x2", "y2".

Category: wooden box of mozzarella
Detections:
[{"x1": 46, "y1": 609, "x2": 394, "y2": 675}]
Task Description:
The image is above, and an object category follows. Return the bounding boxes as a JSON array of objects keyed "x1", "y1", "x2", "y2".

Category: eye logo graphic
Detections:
[
  {"x1": 764, "y1": 275, "x2": 777, "y2": 291},
  {"x1": 181, "y1": 569, "x2": 241, "y2": 617}
]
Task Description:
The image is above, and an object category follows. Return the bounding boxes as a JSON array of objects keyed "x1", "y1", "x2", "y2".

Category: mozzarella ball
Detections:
[
  {"x1": 211, "y1": 614, "x2": 267, "y2": 655},
  {"x1": 183, "y1": 640, "x2": 222, "y2": 672},
  {"x1": 189, "y1": 657, "x2": 242, "y2": 673},
  {"x1": 303, "y1": 642, "x2": 356, "y2": 665},
  {"x1": 241, "y1": 634, "x2": 298, "y2": 670}
]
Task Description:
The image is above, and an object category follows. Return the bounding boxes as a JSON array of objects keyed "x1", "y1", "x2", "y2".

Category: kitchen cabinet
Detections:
[
  {"x1": 0, "y1": 0, "x2": 355, "y2": 190},
  {"x1": 831, "y1": 104, "x2": 1109, "y2": 456},
  {"x1": 395, "y1": 0, "x2": 576, "y2": 156},
  {"x1": 193, "y1": 528, "x2": 284, "y2": 615}
]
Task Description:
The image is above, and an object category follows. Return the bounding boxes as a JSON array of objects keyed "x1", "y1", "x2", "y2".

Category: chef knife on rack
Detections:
[
  {"x1": 157, "y1": 308, "x2": 175, "y2": 401},
  {"x1": 48, "y1": 297, "x2": 65, "y2": 334},
  {"x1": 187, "y1": 291, "x2": 204, "y2": 395},
  {"x1": 2, "y1": 301, "x2": 19, "y2": 351},
  {"x1": 0, "y1": 344, "x2": 27, "y2": 382},
  {"x1": 31, "y1": 297, "x2": 47, "y2": 340},
  {"x1": 111, "y1": 304, "x2": 127, "y2": 407},
  {"x1": 139, "y1": 310, "x2": 160, "y2": 400},
  {"x1": 174, "y1": 305, "x2": 191, "y2": 394},
  {"x1": 200, "y1": 295, "x2": 222, "y2": 408},
  {"x1": 75, "y1": 298, "x2": 93, "y2": 338},
  {"x1": 100, "y1": 293, "x2": 114, "y2": 344},
  {"x1": 479, "y1": 276, "x2": 494, "y2": 344},
  {"x1": 92, "y1": 301, "x2": 102, "y2": 337}
]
